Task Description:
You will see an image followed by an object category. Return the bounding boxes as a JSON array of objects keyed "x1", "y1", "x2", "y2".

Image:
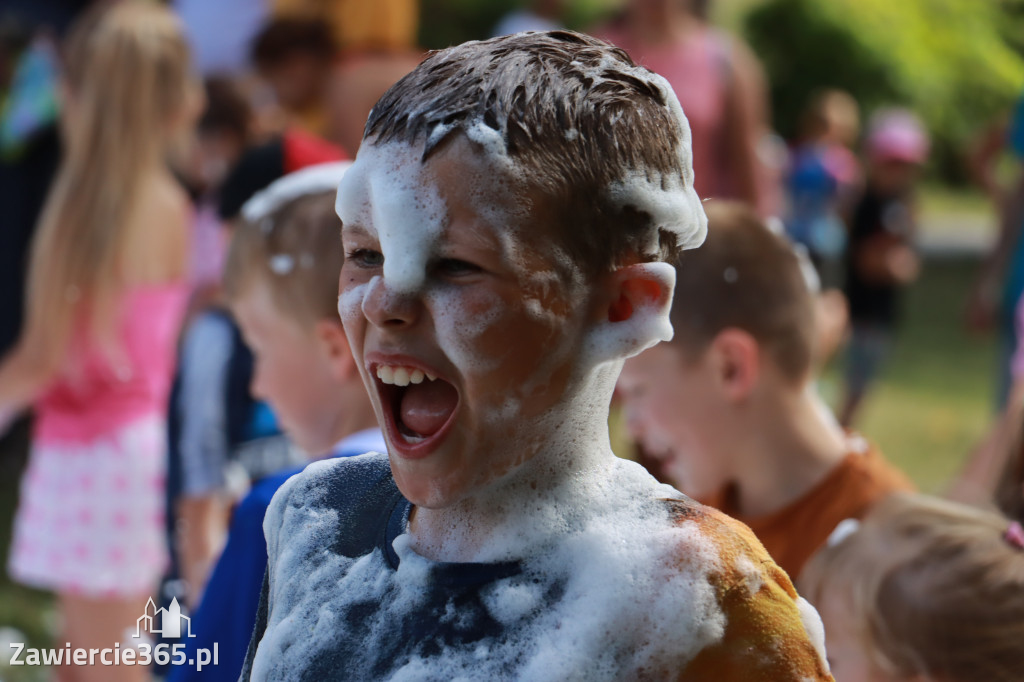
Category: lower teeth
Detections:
[{"x1": 398, "y1": 421, "x2": 428, "y2": 443}]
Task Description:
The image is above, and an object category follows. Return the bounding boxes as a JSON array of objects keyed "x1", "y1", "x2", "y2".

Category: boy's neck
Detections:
[
  {"x1": 408, "y1": 446, "x2": 618, "y2": 563},
  {"x1": 726, "y1": 385, "x2": 848, "y2": 519}
]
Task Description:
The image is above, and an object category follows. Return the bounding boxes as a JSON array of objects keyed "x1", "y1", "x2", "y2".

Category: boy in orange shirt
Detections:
[
  {"x1": 241, "y1": 32, "x2": 831, "y2": 680},
  {"x1": 619, "y1": 202, "x2": 913, "y2": 579}
]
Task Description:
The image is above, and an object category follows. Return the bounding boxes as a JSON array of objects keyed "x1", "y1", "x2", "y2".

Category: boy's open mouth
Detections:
[{"x1": 373, "y1": 363, "x2": 459, "y2": 458}]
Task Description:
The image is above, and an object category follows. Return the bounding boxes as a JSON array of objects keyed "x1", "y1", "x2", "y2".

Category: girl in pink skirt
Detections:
[{"x1": 0, "y1": 5, "x2": 199, "y2": 680}]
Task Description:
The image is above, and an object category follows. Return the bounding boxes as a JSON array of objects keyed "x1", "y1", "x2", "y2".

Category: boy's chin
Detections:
[
  {"x1": 387, "y1": 455, "x2": 462, "y2": 509},
  {"x1": 387, "y1": 452, "x2": 519, "y2": 510}
]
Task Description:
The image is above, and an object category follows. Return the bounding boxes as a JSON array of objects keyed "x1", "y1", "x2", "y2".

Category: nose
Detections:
[{"x1": 361, "y1": 276, "x2": 421, "y2": 329}]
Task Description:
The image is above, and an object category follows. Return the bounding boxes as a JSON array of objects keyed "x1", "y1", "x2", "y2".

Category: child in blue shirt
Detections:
[{"x1": 169, "y1": 163, "x2": 382, "y2": 682}]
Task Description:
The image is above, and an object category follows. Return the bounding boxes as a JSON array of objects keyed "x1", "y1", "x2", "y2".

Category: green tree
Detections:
[{"x1": 745, "y1": 0, "x2": 1024, "y2": 180}]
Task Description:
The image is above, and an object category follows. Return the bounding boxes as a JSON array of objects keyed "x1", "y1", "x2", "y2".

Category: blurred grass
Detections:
[
  {"x1": 820, "y1": 258, "x2": 996, "y2": 493},
  {"x1": 919, "y1": 184, "x2": 993, "y2": 216}
]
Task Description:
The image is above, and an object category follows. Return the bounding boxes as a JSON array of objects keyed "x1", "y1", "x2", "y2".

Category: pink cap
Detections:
[{"x1": 867, "y1": 108, "x2": 929, "y2": 164}]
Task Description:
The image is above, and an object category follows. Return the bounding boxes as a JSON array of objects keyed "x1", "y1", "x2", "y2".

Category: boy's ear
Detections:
[
  {"x1": 584, "y1": 262, "x2": 676, "y2": 365},
  {"x1": 315, "y1": 319, "x2": 357, "y2": 381},
  {"x1": 707, "y1": 329, "x2": 760, "y2": 402}
]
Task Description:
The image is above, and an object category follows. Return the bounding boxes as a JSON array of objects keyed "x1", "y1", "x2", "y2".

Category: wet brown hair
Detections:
[
  {"x1": 669, "y1": 201, "x2": 816, "y2": 382},
  {"x1": 224, "y1": 191, "x2": 343, "y2": 328},
  {"x1": 363, "y1": 30, "x2": 696, "y2": 277},
  {"x1": 802, "y1": 493, "x2": 1024, "y2": 682}
]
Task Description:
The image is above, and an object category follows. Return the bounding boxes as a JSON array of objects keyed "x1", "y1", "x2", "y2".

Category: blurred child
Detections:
[
  {"x1": 786, "y1": 89, "x2": 861, "y2": 287},
  {"x1": 251, "y1": 15, "x2": 421, "y2": 156},
  {"x1": 785, "y1": 91, "x2": 862, "y2": 366},
  {"x1": 272, "y1": 0, "x2": 419, "y2": 54},
  {"x1": 240, "y1": 31, "x2": 830, "y2": 680},
  {"x1": 186, "y1": 76, "x2": 253, "y2": 302},
  {"x1": 618, "y1": 202, "x2": 913, "y2": 579},
  {"x1": 594, "y1": 0, "x2": 776, "y2": 216},
  {"x1": 169, "y1": 163, "x2": 384, "y2": 682},
  {"x1": 840, "y1": 109, "x2": 929, "y2": 427},
  {"x1": 169, "y1": 109, "x2": 346, "y2": 608},
  {"x1": 250, "y1": 16, "x2": 336, "y2": 141},
  {"x1": 169, "y1": 76, "x2": 255, "y2": 608},
  {"x1": 801, "y1": 493, "x2": 1024, "y2": 682},
  {"x1": 0, "y1": 4, "x2": 198, "y2": 680}
]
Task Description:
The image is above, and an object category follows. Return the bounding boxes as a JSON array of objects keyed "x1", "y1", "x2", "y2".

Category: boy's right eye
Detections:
[{"x1": 347, "y1": 248, "x2": 384, "y2": 268}]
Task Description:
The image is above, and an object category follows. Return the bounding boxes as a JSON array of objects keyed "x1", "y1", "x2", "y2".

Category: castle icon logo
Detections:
[{"x1": 134, "y1": 597, "x2": 195, "y2": 639}]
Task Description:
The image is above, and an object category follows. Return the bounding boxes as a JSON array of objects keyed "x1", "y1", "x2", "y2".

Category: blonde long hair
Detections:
[{"x1": 21, "y1": 2, "x2": 193, "y2": 375}]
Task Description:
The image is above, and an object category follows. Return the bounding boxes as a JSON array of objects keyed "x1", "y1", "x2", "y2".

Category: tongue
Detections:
[{"x1": 399, "y1": 379, "x2": 458, "y2": 437}]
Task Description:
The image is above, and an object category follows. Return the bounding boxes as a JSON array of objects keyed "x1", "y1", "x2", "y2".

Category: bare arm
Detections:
[
  {"x1": 967, "y1": 115, "x2": 1009, "y2": 201},
  {"x1": 948, "y1": 377, "x2": 1024, "y2": 505},
  {"x1": 0, "y1": 341, "x2": 51, "y2": 432},
  {"x1": 966, "y1": 178, "x2": 1024, "y2": 330},
  {"x1": 966, "y1": 117, "x2": 1024, "y2": 330}
]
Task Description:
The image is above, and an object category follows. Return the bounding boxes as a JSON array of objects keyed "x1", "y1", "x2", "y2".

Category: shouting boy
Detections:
[{"x1": 241, "y1": 32, "x2": 831, "y2": 680}]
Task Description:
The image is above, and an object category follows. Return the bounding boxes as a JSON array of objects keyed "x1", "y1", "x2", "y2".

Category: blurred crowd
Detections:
[{"x1": 1, "y1": 1, "x2": 1023, "y2": 681}]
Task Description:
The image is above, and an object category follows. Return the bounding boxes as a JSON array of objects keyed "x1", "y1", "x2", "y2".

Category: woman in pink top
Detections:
[
  {"x1": 0, "y1": 5, "x2": 199, "y2": 681},
  {"x1": 594, "y1": 0, "x2": 776, "y2": 215}
]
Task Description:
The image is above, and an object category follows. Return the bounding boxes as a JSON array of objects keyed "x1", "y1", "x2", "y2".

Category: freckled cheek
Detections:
[{"x1": 476, "y1": 314, "x2": 569, "y2": 408}]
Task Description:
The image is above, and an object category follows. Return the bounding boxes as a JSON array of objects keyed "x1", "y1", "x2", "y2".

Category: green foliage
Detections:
[{"x1": 745, "y1": 0, "x2": 1024, "y2": 180}]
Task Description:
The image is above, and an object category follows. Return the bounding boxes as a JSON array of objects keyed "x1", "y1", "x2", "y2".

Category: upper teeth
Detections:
[{"x1": 376, "y1": 365, "x2": 436, "y2": 386}]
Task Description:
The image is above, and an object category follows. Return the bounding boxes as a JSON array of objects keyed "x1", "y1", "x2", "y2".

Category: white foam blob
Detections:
[
  {"x1": 268, "y1": 254, "x2": 294, "y2": 275},
  {"x1": 242, "y1": 161, "x2": 353, "y2": 224},
  {"x1": 796, "y1": 596, "x2": 830, "y2": 673},
  {"x1": 337, "y1": 143, "x2": 446, "y2": 295}
]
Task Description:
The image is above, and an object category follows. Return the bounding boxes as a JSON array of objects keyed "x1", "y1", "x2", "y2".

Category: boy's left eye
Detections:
[
  {"x1": 346, "y1": 248, "x2": 384, "y2": 268},
  {"x1": 436, "y1": 258, "x2": 481, "y2": 278}
]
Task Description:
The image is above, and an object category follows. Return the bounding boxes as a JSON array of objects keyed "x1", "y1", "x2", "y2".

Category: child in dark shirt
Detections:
[
  {"x1": 242, "y1": 31, "x2": 832, "y2": 681},
  {"x1": 840, "y1": 109, "x2": 929, "y2": 427}
]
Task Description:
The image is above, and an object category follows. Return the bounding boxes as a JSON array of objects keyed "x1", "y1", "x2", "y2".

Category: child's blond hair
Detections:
[
  {"x1": 223, "y1": 188, "x2": 344, "y2": 329},
  {"x1": 801, "y1": 493, "x2": 1024, "y2": 682},
  {"x1": 23, "y1": 3, "x2": 194, "y2": 374},
  {"x1": 670, "y1": 201, "x2": 816, "y2": 382}
]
